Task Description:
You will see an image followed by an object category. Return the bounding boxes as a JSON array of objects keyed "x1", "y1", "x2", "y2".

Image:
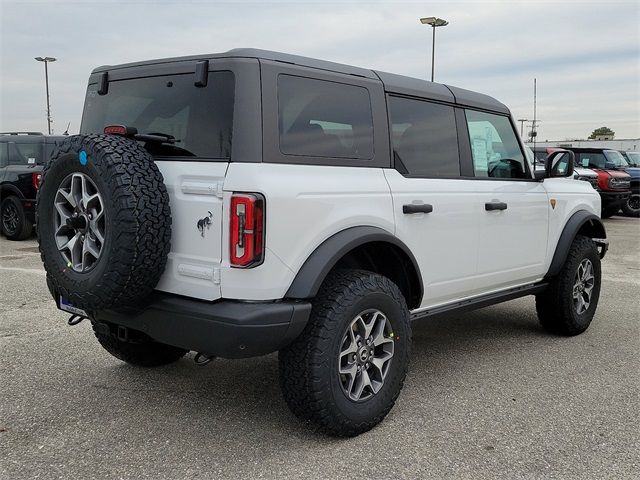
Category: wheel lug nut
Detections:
[
  {"x1": 365, "y1": 362, "x2": 370, "y2": 369},
  {"x1": 81, "y1": 235, "x2": 85, "y2": 241},
  {"x1": 357, "y1": 341, "x2": 362, "y2": 347}
]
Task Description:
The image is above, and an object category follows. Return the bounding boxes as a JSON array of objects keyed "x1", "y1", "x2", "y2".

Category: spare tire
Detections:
[{"x1": 37, "y1": 134, "x2": 171, "y2": 311}]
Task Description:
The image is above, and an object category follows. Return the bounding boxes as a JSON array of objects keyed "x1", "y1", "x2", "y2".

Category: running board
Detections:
[{"x1": 410, "y1": 283, "x2": 548, "y2": 321}]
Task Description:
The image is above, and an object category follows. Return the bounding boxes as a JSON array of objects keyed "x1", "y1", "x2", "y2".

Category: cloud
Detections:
[{"x1": 1, "y1": 0, "x2": 638, "y2": 140}]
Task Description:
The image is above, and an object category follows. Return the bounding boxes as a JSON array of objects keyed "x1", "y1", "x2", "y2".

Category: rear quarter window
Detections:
[{"x1": 277, "y1": 75, "x2": 374, "y2": 160}]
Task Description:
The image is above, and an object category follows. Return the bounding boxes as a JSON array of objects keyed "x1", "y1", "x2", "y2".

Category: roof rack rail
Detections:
[{"x1": 0, "y1": 131, "x2": 45, "y2": 136}]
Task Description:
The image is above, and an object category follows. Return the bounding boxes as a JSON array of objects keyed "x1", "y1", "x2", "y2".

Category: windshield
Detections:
[
  {"x1": 81, "y1": 71, "x2": 234, "y2": 159},
  {"x1": 603, "y1": 150, "x2": 629, "y2": 168},
  {"x1": 624, "y1": 151, "x2": 640, "y2": 167}
]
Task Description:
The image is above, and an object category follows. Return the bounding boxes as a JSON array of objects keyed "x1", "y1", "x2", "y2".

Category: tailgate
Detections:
[{"x1": 154, "y1": 161, "x2": 228, "y2": 301}]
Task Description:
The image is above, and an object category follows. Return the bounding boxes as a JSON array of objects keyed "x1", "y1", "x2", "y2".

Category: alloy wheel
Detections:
[
  {"x1": 53, "y1": 173, "x2": 106, "y2": 273},
  {"x1": 573, "y1": 259, "x2": 595, "y2": 315},
  {"x1": 338, "y1": 309, "x2": 395, "y2": 401}
]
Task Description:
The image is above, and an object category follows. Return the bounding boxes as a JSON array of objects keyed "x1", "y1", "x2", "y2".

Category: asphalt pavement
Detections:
[{"x1": 1, "y1": 217, "x2": 639, "y2": 479}]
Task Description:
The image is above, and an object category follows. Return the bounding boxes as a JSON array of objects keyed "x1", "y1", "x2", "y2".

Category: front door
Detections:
[{"x1": 463, "y1": 109, "x2": 549, "y2": 291}]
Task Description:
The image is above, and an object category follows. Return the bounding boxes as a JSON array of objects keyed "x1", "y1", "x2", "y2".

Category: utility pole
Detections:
[
  {"x1": 35, "y1": 56, "x2": 56, "y2": 134},
  {"x1": 420, "y1": 17, "x2": 449, "y2": 82}
]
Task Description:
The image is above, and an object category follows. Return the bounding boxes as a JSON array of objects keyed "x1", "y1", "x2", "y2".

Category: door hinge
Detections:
[{"x1": 215, "y1": 181, "x2": 224, "y2": 199}]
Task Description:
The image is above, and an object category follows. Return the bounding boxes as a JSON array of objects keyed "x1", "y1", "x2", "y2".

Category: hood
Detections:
[{"x1": 623, "y1": 167, "x2": 640, "y2": 178}]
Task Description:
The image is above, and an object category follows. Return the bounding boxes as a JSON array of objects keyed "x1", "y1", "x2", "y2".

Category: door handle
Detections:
[
  {"x1": 485, "y1": 202, "x2": 508, "y2": 211},
  {"x1": 403, "y1": 203, "x2": 433, "y2": 214}
]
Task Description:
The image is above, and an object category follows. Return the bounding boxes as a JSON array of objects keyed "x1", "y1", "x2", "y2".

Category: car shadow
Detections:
[{"x1": 79, "y1": 298, "x2": 548, "y2": 446}]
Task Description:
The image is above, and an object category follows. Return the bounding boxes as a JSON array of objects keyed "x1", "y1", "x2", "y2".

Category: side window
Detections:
[
  {"x1": 389, "y1": 96, "x2": 460, "y2": 177},
  {"x1": 0, "y1": 143, "x2": 8, "y2": 167},
  {"x1": 465, "y1": 110, "x2": 527, "y2": 179},
  {"x1": 11, "y1": 143, "x2": 42, "y2": 165},
  {"x1": 278, "y1": 75, "x2": 374, "y2": 159}
]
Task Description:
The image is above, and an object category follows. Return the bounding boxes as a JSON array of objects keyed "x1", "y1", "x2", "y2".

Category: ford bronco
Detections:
[{"x1": 36, "y1": 49, "x2": 608, "y2": 436}]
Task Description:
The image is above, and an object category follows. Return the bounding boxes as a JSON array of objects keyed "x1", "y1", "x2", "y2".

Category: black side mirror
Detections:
[{"x1": 545, "y1": 150, "x2": 575, "y2": 178}]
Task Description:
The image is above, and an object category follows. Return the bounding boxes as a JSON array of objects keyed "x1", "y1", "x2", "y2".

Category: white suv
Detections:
[{"x1": 37, "y1": 49, "x2": 608, "y2": 436}]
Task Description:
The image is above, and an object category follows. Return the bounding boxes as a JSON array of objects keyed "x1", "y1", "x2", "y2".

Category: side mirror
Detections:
[{"x1": 545, "y1": 150, "x2": 575, "y2": 178}]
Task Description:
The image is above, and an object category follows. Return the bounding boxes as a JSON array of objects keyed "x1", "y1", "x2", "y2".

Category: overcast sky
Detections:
[{"x1": 1, "y1": 0, "x2": 638, "y2": 140}]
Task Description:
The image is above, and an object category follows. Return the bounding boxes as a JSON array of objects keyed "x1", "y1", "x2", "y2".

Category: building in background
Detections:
[{"x1": 526, "y1": 138, "x2": 640, "y2": 152}]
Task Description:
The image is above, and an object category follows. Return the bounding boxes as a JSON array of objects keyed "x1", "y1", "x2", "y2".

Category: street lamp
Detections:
[
  {"x1": 420, "y1": 17, "x2": 448, "y2": 82},
  {"x1": 35, "y1": 56, "x2": 56, "y2": 135},
  {"x1": 517, "y1": 119, "x2": 529, "y2": 138}
]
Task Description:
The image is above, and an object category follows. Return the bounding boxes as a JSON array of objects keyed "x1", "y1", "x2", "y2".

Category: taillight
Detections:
[
  {"x1": 229, "y1": 193, "x2": 265, "y2": 268},
  {"x1": 32, "y1": 172, "x2": 42, "y2": 191}
]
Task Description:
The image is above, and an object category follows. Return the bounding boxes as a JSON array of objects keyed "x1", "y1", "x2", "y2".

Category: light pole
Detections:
[
  {"x1": 35, "y1": 56, "x2": 56, "y2": 134},
  {"x1": 420, "y1": 17, "x2": 448, "y2": 82},
  {"x1": 517, "y1": 119, "x2": 529, "y2": 138}
]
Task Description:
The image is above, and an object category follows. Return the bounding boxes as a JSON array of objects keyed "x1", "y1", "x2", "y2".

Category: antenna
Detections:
[{"x1": 63, "y1": 121, "x2": 71, "y2": 136}]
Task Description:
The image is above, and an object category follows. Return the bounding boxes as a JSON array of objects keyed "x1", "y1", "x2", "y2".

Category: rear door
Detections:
[
  {"x1": 81, "y1": 61, "x2": 247, "y2": 301},
  {"x1": 384, "y1": 95, "x2": 480, "y2": 308},
  {"x1": 463, "y1": 109, "x2": 549, "y2": 291}
]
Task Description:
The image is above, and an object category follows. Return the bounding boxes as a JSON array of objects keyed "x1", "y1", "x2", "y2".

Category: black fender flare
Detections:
[
  {"x1": 545, "y1": 210, "x2": 607, "y2": 278},
  {"x1": 285, "y1": 226, "x2": 423, "y2": 302}
]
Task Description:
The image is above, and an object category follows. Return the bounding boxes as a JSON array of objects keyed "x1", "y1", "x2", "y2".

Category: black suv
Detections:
[{"x1": 0, "y1": 132, "x2": 65, "y2": 240}]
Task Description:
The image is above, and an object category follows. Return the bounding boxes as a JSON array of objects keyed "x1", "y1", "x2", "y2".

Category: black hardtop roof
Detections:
[{"x1": 91, "y1": 48, "x2": 509, "y2": 114}]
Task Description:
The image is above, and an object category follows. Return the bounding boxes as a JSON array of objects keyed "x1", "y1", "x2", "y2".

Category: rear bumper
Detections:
[
  {"x1": 600, "y1": 191, "x2": 630, "y2": 209},
  {"x1": 94, "y1": 293, "x2": 311, "y2": 359}
]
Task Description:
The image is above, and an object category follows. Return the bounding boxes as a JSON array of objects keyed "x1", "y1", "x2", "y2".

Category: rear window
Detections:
[
  {"x1": 278, "y1": 75, "x2": 374, "y2": 160},
  {"x1": 81, "y1": 72, "x2": 234, "y2": 159},
  {"x1": 11, "y1": 142, "x2": 44, "y2": 165}
]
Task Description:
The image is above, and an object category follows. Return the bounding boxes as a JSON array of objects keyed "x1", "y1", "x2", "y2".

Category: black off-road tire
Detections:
[
  {"x1": 93, "y1": 324, "x2": 188, "y2": 367},
  {"x1": 279, "y1": 270, "x2": 411, "y2": 437},
  {"x1": 536, "y1": 235, "x2": 601, "y2": 336},
  {"x1": 621, "y1": 193, "x2": 640, "y2": 217},
  {"x1": 1, "y1": 196, "x2": 33, "y2": 240},
  {"x1": 37, "y1": 134, "x2": 171, "y2": 311}
]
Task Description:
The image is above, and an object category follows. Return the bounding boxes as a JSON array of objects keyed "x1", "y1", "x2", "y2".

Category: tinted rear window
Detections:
[
  {"x1": 278, "y1": 75, "x2": 374, "y2": 160},
  {"x1": 81, "y1": 72, "x2": 234, "y2": 159},
  {"x1": 11, "y1": 142, "x2": 44, "y2": 165}
]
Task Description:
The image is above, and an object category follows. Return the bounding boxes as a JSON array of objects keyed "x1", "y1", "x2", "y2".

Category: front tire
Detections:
[
  {"x1": 536, "y1": 235, "x2": 601, "y2": 336},
  {"x1": 279, "y1": 270, "x2": 411, "y2": 437},
  {"x1": 621, "y1": 193, "x2": 640, "y2": 217},
  {"x1": 1, "y1": 196, "x2": 33, "y2": 240}
]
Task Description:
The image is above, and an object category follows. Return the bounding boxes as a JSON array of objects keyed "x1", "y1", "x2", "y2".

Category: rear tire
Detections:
[
  {"x1": 93, "y1": 323, "x2": 188, "y2": 367},
  {"x1": 536, "y1": 235, "x2": 601, "y2": 336},
  {"x1": 621, "y1": 193, "x2": 640, "y2": 217},
  {"x1": 1, "y1": 196, "x2": 33, "y2": 240},
  {"x1": 279, "y1": 270, "x2": 411, "y2": 437}
]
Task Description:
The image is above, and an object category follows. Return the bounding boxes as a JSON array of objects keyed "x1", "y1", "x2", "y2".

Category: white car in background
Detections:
[{"x1": 528, "y1": 146, "x2": 599, "y2": 189}]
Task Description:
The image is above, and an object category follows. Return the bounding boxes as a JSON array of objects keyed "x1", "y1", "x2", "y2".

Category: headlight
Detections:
[{"x1": 608, "y1": 177, "x2": 631, "y2": 189}]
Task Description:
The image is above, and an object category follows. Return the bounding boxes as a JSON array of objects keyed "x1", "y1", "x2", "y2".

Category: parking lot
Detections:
[{"x1": 0, "y1": 217, "x2": 638, "y2": 479}]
